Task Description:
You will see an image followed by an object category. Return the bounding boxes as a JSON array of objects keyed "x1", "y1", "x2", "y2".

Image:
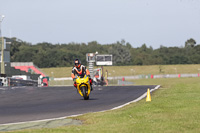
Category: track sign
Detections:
[{"x1": 96, "y1": 55, "x2": 112, "y2": 66}]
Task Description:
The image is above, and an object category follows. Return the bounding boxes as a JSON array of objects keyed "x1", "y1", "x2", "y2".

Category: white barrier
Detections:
[{"x1": 53, "y1": 73, "x2": 199, "y2": 81}]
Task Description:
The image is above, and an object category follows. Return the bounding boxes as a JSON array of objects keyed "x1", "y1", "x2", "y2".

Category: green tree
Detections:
[
  {"x1": 108, "y1": 41, "x2": 131, "y2": 65},
  {"x1": 185, "y1": 38, "x2": 196, "y2": 48},
  {"x1": 7, "y1": 37, "x2": 200, "y2": 68}
]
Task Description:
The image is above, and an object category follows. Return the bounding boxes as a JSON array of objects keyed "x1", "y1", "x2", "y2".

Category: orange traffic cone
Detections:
[{"x1": 146, "y1": 88, "x2": 151, "y2": 102}]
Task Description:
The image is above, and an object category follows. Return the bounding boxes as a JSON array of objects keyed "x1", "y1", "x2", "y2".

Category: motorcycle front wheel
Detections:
[{"x1": 81, "y1": 86, "x2": 89, "y2": 100}]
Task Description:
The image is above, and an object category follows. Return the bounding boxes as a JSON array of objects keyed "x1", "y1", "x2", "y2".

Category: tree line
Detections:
[{"x1": 7, "y1": 37, "x2": 199, "y2": 68}]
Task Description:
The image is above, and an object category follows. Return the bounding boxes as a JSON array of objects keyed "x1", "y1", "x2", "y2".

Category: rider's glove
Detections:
[
  {"x1": 73, "y1": 78, "x2": 76, "y2": 81},
  {"x1": 87, "y1": 75, "x2": 90, "y2": 78}
]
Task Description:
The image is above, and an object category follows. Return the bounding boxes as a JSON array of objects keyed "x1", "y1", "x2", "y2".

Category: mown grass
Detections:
[
  {"x1": 42, "y1": 64, "x2": 200, "y2": 86},
  {"x1": 10, "y1": 77, "x2": 200, "y2": 133},
  {"x1": 41, "y1": 64, "x2": 200, "y2": 78}
]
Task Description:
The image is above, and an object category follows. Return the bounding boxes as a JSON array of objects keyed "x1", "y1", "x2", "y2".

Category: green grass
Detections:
[
  {"x1": 42, "y1": 64, "x2": 200, "y2": 86},
  {"x1": 10, "y1": 77, "x2": 200, "y2": 133},
  {"x1": 41, "y1": 64, "x2": 200, "y2": 78}
]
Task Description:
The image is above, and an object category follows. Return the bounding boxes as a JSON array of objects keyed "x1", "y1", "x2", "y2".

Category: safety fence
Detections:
[
  {"x1": 0, "y1": 77, "x2": 38, "y2": 87},
  {"x1": 9, "y1": 78, "x2": 38, "y2": 87},
  {"x1": 107, "y1": 73, "x2": 199, "y2": 80}
]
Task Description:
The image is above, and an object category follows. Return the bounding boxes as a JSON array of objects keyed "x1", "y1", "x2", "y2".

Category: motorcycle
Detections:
[{"x1": 76, "y1": 74, "x2": 91, "y2": 100}]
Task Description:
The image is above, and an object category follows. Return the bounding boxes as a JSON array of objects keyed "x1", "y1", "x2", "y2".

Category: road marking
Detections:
[
  {"x1": 0, "y1": 88, "x2": 6, "y2": 90},
  {"x1": 0, "y1": 116, "x2": 67, "y2": 126}
]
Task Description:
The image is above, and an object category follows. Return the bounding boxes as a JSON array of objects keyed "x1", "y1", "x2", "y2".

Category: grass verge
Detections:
[
  {"x1": 41, "y1": 64, "x2": 200, "y2": 78},
  {"x1": 9, "y1": 77, "x2": 200, "y2": 133}
]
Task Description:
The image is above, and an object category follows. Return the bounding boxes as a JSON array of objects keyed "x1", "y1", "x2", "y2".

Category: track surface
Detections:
[{"x1": 0, "y1": 85, "x2": 156, "y2": 125}]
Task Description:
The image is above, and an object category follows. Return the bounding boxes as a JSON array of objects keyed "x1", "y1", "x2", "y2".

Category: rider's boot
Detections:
[{"x1": 89, "y1": 78, "x2": 93, "y2": 91}]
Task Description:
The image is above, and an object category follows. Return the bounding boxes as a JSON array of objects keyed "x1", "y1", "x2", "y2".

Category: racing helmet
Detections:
[{"x1": 74, "y1": 58, "x2": 81, "y2": 68}]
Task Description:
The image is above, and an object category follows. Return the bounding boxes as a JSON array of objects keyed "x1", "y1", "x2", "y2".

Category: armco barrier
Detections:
[
  {"x1": 118, "y1": 80, "x2": 133, "y2": 85},
  {"x1": 9, "y1": 78, "x2": 38, "y2": 86}
]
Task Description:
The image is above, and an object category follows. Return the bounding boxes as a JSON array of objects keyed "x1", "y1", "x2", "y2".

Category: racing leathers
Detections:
[{"x1": 71, "y1": 65, "x2": 93, "y2": 90}]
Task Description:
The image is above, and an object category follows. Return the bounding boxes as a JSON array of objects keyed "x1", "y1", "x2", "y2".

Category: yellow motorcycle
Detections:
[{"x1": 76, "y1": 75, "x2": 91, "y2": 100}]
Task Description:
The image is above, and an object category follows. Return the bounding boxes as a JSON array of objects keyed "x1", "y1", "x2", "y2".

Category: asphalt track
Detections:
[{"x1": 0, "y1": 85, "x2": 157, "y2": 125}]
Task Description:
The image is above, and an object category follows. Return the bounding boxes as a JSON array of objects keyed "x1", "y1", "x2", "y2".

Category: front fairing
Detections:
[{"x1": 76, "y1": 75, "x2": 91, "y2": 96}]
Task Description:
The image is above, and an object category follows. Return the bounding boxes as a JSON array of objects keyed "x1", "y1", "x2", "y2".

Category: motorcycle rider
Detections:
[{"x1": 71, "y1": 58, "x2": 93, "y2": 91}]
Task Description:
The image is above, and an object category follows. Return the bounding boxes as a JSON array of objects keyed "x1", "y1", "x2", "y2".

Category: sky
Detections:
[{"x1": 0, "y1": 0, "x2": 200, "y2": 49}]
